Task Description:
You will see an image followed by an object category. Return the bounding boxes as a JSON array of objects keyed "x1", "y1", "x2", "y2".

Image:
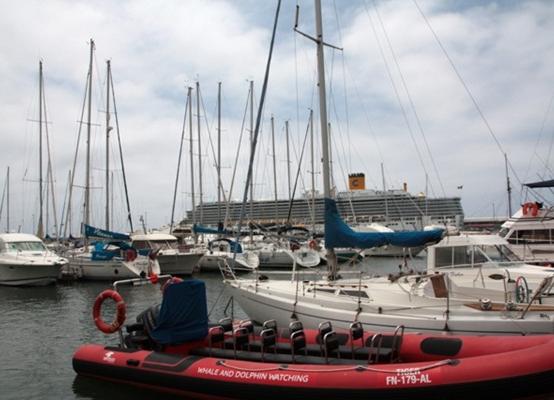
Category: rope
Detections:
[
  {"x1": 216, "y1": 358, "x2": 456, "y2": 374},
  {"x1": 412, "y1": 0, "x2": 523, "y2": 188}
]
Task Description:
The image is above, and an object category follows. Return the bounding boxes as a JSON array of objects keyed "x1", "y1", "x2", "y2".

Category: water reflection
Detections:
[{"x1": 72, "y1": 376, "x2": 184, "y2": 400}]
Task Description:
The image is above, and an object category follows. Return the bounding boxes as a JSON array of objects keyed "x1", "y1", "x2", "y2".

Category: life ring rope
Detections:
[{"x1": 92, "y1": 289, "x2": 126, "y2": 334}]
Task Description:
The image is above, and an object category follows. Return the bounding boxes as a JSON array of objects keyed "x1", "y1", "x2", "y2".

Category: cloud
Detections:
[{"x1": 0, "y1": 0, "x2": 553, "y2": 235}]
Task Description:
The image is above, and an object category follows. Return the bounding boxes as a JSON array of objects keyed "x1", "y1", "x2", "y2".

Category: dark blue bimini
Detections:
[{"x1": 150, "y1": 280, "x2": 209, "y2": 345}]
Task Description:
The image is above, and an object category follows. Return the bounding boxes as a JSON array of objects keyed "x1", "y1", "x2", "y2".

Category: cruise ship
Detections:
[{"x1": 181, "y1": 174, "x2": 464, "y2": 231}]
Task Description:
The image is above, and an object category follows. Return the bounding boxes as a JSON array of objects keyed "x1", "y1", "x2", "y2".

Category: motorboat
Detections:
[
  {"x1": 426, "y1": 233, "x2": 554, "y2": 303},
  {"x1": 73, "y1": 278, "x2": 554, "y2": 399},
  {"x1": 0, "y1": 233, "x2": 67, "y2": 286},
  {"x1": 131, "y1": 232, "x2": 203, "y2": 275},
  {"x1": 499, "y1": 201, "x2": 554, "y2": 264}
]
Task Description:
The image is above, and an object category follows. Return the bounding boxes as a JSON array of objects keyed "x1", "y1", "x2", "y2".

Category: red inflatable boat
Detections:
[{"x1": 73, "y1": 279, "x2": 554, "y2": 399}]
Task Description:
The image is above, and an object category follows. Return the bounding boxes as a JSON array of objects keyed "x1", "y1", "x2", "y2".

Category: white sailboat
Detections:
[
  {"x1": 64, "y1": 41, "x2": 159, "y2": 280},
  {"x1": 225, "y1": 0, "x2": 554, "y2": 335}
]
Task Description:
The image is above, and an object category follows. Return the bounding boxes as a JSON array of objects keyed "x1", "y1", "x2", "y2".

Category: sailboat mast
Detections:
[
  {"x1": 271, "y1": 115, "x2": 278, "y2": 220},
  {"x1": 314, "y1": 0, "x2": 337, "y2": 274},
  {"x1": 286, "y1": 120, "x2": 291, "y2": 201},
  {"x1": 188, "y1": 87, "x2": 196, "y2": 226},
  {"x1": 105, "y1": 60, "x2": 111, "y2": 230},
  {"x1": 170, "y1": 88, "x2": 190, "y2": 234},
  {"x1": 85, "y1": 39, "x2": 94, "y2": 229},
  {"x1": 109, "y1": 67, "x2": 134, "y2": 232},
  {"x1": 37, "y1": 61, "x2": 44, "y2": 238},
  {"x1": 196, "y1": 81, "x2": 204, "y2": 224},
  {"x1": 505, "y1": 153, "x2": 512, "y2": 216},
  {"x1": 6, "y1": 166, "x2": 9, "y2": 232},
  {"x1": 310, "y1": 109, "x2": 315, "y2": 232},
  {"x1": 381, "y1": 163, "x2": 388, "y2": 218},
  {"x1": 249, "y1": 80, "x2": 254, "y2": 219},
  {"x1": 217, "y1": 82, "x2": 222, "y2": 224}
]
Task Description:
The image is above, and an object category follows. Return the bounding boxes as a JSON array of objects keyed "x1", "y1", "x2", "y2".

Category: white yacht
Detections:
[
  {"x1": 0, "y1": 233, "x2": 67, "y2": 286},
  {"x1": 499, "y1": 202, "x2": 554, "y2": 264},
  {"x1": 427, "y1": 233, "x2": 554, "y2": 303},
  {"x1": 131, "y1": 232, "x2": 202, "y2": 275}
]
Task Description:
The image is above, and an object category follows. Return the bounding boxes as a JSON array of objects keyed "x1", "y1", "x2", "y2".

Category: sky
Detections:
[{"x1": 0, "y1": 0, "x2": 553, "y2": 235}]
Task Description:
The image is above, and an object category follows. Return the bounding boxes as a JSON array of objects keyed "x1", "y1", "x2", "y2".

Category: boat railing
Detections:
[
  {"x1": 520, "y1": 276, "x2": 554, "y2": 319},
  {"x1": 112, "y1": 274, "x2": 173, "y2": 291}
]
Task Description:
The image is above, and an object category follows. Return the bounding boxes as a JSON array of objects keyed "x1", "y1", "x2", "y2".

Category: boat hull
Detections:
[
  {"x1": 227, "y1": 279, "x2": 554, "y2": 335},
  {"x1": 157, "y1": 252, "x2": 202, "y2": 276},
  {"x1": 73, "y1": 335, "x2": 554, "y2": 399},
  {"x1": 0, "y1": 263, "x2": 60, "y2": 286},
  {"x1": 68, "y1": 257, "x2": 160, "y2": 280}
]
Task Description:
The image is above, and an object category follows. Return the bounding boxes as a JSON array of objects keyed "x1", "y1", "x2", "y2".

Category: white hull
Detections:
[
  {"x1": 363, "y1": 245, "x2": 425, "y2": 257},
  {"x1": 157, "y1": 252, "x2": 202, "y2": 275},
  {"x1": 198, "y1": 251, "x2": 259, "y2": 273},
  {"x1": 227, "y1": 276, "x2": 554, "y2": 335},
  {"x1": 68, "y1": 256, "x2": 160, "y2": 280},
  {"x1": 0, "y1": 263, "x2": 61, "y2": 286}
]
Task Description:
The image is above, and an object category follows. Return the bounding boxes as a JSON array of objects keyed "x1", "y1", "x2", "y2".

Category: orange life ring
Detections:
[
  {"x1": 522, "y1": 202, "x2": 539, "y2": 217},
  {"x1": 308, "y1": 239, "x2": 317, "y2": 250},
  {"x1": 92, "y1": 289, "x2": 126, "y2": 334}
]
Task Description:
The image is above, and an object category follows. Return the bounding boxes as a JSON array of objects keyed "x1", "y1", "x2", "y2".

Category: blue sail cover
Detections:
[
  {"x1": 151, "y1": 280, "x2": 208, "y2": 345},
  {"x1": 83, "y1": 224, "x2": 130, "y2": 241},
  {"x1": 324, "y1": 198, "x2": 444, "y2": 249}
]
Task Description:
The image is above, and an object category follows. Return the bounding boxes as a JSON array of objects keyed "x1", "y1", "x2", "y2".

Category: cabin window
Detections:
[
  {"x1": 512, "y1": 229, "x2": 552, "y2": 245},
  {"x1": 339, "y1": 290, "x2": 369, "y2": 298},
  {"x1": 6, "y1": 241, "x2": 46, "y2": 251},
  {"x1": 498, "y1": 228, "x2": 509, "y2": 238},
  {"x1": 435, "y1": 246, "x2": 470, "y2": 268},
  {"x1": 133, "y1": 241, "x2": 149, "y2": 250},
  {"x1": 313, "y1": 288, "x2": 336, "y2": 294}
]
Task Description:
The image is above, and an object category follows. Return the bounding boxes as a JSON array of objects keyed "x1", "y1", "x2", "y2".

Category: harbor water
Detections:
[{"x1": 1, "y1": 256, "x2": 552, "y2": 400}]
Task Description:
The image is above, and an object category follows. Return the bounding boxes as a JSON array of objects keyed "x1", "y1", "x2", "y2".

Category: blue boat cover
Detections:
[
  {"x1": 83, "y1": 224, "x2": 130, "y2": 240},
  {"x1": 151, "y1": 280, "x2": 209, "y2": 345},
  {"x1": 324, "y1": 198, "x2": 444, "y2": 249}
]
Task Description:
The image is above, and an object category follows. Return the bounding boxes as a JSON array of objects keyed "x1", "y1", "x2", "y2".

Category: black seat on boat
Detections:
[
  {"x1": 218, "y1": 317, "x2": 233, "y2": 334},
  {"x1": 260, "y1": 328, "x2": 277, "y2": 361},
  {"x1": 323, "y1": 331, "x2": 340, "y2": 363},
  {"x1": 124, "y1": 304, "x2": 162, "y2": 350},
  {"x1": 207, "y1": 326, "x2": 225, "y2": 356}
]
